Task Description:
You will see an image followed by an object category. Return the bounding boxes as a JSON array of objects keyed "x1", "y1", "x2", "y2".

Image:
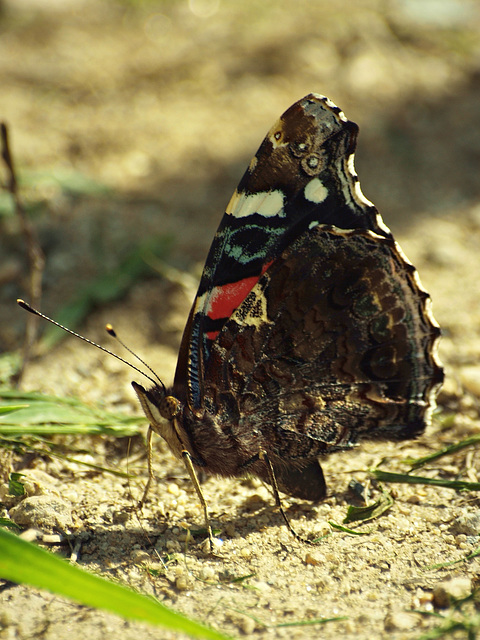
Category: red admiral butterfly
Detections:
[
  {"x1": 18, "y1": 93, "x2": 443, "y2": 546},
  {"x1": 132, "y1": 94, "x2": 443, "y2": 544}
]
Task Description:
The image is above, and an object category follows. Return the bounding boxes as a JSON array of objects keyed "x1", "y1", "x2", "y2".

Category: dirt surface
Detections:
[{"x1": 1, "y1": 1, "x2": 480, "y2": 639}]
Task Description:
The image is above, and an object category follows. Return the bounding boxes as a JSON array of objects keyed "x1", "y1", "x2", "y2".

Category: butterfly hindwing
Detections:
[{"x1": 195, "y1": 225, "x2": 442, "y2": 497}]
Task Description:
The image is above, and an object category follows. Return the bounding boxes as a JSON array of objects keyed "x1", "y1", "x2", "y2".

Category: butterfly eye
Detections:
[{"x1": 160, "y1": 395, "x2": 181, "y2": 420}]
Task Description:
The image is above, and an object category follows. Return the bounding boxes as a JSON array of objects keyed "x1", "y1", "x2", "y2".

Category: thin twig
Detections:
[{"x1": 1, "y1": 122, "x2": 45, "y2": 385}]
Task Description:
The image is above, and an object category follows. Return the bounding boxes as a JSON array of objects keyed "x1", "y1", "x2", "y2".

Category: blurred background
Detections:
[{"x1": 1, "y1": 0, "x2": 479, "y2": 399}]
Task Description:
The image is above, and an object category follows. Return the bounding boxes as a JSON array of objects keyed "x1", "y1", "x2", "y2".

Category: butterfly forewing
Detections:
[{"x1": 174, "y1": 94, "x2": 393, "y2": 410}]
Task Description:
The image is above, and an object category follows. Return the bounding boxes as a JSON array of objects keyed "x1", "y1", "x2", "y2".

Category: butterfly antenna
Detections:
[
  {"x1": 105, "y1": 324, "x2": 166, "y2": 393},
  {"x1": 17, "y1": 299, "x2": 161, "y2": 389}
]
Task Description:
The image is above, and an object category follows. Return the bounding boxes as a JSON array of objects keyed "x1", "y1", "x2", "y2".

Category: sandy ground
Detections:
[{"x1": 1, "y1": 1, "x2": 480, "y2": 639}]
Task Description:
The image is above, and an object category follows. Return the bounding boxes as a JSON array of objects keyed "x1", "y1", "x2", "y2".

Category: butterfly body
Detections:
[{"x1": 134, "y1": 94, "x2": 443, "y2": 531}]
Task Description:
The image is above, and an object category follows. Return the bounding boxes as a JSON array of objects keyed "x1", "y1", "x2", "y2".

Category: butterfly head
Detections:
[
  {"x1": 132, "y1": 381, "x2": 189, "y2": 459},
  {"x1": 132, "y1": 381, "x2": 180, "y2": 421}
]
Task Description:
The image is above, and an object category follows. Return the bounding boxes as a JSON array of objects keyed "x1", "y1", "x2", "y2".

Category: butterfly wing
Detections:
[
  {"x1": 173, "y1": 94, "x2": 392, "y2": 410},
  {"x1": 197, "y1": 225, "x2": 443, "y2": 499}
]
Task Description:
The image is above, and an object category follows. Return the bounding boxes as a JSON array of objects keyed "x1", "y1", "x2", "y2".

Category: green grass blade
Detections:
[
  {"x1": 415, "y1": 618, "x2": 478, "y2": 640},
  {"x1": 0, "y1": 436, "x2": 133, "y2": 477},
  {"x1": 0, "y1": 423, "x2": 139, "y2": 436},
  {"x1": 343, "y1": 490, "x2": 394, "y2": 523},
  {"x1": 0, "y1": 517, "x2": 21, "y2": 530},
  {"x1": 276, "y1": 616, "x2": 348, "y2": 627},
  {"x1": 8, "y1": 472, "x2": 26, "y2": 496},
  {"x1": 405, "y1": 435, "x2": 480, "y2": 470},
  {"x1": 328, "y1": 521, "x2": 372, "y2": 535},
  {"x1": 0, "y1": 387, "x2": 142, "y2": 436},
  {"x1": 371, "y1": 470, "x2": 480, "y2": 491},
  {"x1": 0, "y1": 529, "x2": 231, "y2": 640},
  {"x1": 0, "y1": 404, "x2": 29, "y2": 415},
  {"x1": 424, "y1": 545, "x2": 480, "y2": 570},
  {"x1": 230, "y1": 607, "x2": 346, "y2": 630}
]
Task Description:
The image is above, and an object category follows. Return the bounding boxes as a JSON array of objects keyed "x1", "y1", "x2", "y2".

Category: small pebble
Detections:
[
  {"x1": 227, "y1": 612, "x2": 256, "y2": 635},
  {"x1": 342, "y1": 619, "x2": 356, "y2": 633},
  {"x1": 451, "y1": 510, "x2": 480, "y2": 536},
  {"x1": 173, "y1": 566, "x2": 190, "y2": 591},
  {"x1": 199, "y1": 566, "x2": 217, "y2": 581},
  {"x1": 316, "y1": 576, "x2": 333, "y2": 592},
  {"x1": 20, "y1": 469, "x2": 60, "y2": 497},
  {"x1": 384, "y1": 610, "x2": 421, "y2": 631},
  {"x1": 130, "y1": 549, "x2": 150, "y2": 563},
  {"x1": 305, "y1": 553, "x2": 322, "y2": 566},
  {"x1": 433, "y1": 577, "x2": 472, "y2": 608},
  {"x1": 174, "y1": 566, "x2": 185, "y2": 579},
  {"x1": 167, "y1": 483, "x2": 180, "y2": 496},
  {"x1": 9, "y1": 496, "x2": 73, "y2": 530},
  {"x1": 414, "y1": 588, "x2": 434, "y2": 609},
  {"x1": 112, "y1": 510, "x2": 130, "y2": 524},
  {"x1": 238, "y1": 615, "x2": 255, "y2": 635},
  {"x1": 175, "y1": 576, "x2": 189, "y2": 591},
  {"x1": 250, "y1": 580, "x2": 270, "y2": 592},
  {"x1": 0, "y1": 610, "x2": 13, "y2": 628},
  {"x1": 166, "y1": 539, "x2": 181, "y2": 552},
  {"x1": 200, "y1": 537, "x2": 223, "y2": 554}
]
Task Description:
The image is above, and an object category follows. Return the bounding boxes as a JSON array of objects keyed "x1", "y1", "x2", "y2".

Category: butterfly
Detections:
[{"x1": 132, "y1": 93, "x2": 444, "y2": 545}]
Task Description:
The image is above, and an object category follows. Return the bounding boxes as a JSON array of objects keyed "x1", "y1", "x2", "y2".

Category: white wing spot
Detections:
[
  {"x1": 304, "y1": 177, "x2": 328, "y2": 204},
  {"x1": 226, "y1": 189, "x2": 285, "y2": 218}
]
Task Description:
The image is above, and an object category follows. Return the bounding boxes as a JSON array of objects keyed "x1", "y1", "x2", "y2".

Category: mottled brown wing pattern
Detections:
[{"x1": 196, "y1": 225, "x2": 442, "y2": 497}]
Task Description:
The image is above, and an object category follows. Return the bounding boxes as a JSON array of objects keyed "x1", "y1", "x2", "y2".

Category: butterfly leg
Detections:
[
  {"x1": 138, "y1": 425, "x2": 155, "y2": 508},
  {"x1": 258, "y1": 450, "x2": 316, "y2": 545},
  {"x1": 181, "y1": 449, "x2": 215, "y2": 553},
  {"x1": 138, "y1": 431, "x2": 215, "y2": 551}
]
